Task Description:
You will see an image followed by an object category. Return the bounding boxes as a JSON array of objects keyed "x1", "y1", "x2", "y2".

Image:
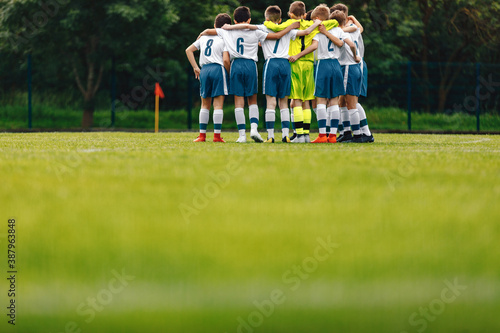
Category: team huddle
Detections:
[{"x1": 185, "y1": 2, "x2": 374, "y2": 144}]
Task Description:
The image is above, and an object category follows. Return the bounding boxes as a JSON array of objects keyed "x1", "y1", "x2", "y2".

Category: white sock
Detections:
[
  {"x1": 317, "y1": 104, "x2": 327, "y2": 134},
  {"x1": 340, "y1": 107, "x2": 350, "y2": 132},
  {"x1": 235, "y1": 107, "x2": 246, "y2": 137},
  {"x1": 265, "y1": 109, "x2": 275, "y2": 138},
  {"x1": 357, "y1": 103, "x2": 371, "y2": 136},
  {"x1": 326, "y1": 107, "x2": 331, "y2": 135},
  {"x1": 313, "y1": 108, "x2": 317, "y2": 116},
  {"x1": 329, "y1": 105, "x2": 340, "y2": 135},
  {"x1": 349, "y1": 109, "x2": 361, "y2": 136},
  {"x1": 280, "y1": 108, "x2": 290, "y2": 138},
  {"x1": 213, "y1": 109, "x2": 223, "y2": 134},
  {"x1": 199, "y1": 108, "x2": 209, "y2": 134},
  {"x1": 291, "y1": 111, "x2": 296, "y2": 134},
  {"x1": 249, "y1": 104, "x2": 259, "y2": 132}
]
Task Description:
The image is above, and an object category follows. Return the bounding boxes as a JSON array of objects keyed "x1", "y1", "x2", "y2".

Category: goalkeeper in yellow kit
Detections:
[{"x1": 264, "y1": 1, "x2": 338, "y2": 143}]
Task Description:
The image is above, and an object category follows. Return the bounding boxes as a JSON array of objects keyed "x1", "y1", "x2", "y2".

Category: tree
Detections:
[{"x1": 0, "y1": 0, "x2": 178, "y2": 128}]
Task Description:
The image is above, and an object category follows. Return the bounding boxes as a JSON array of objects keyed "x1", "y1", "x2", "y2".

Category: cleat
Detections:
[
  {"x1": 336, "y1": 134, "x2": 344, "y2": 142},
  {"x1": 236, "y1": 136, "x2": 247, "y2": 143},
  {"x1": 265, "y1": 137, "x2": 275, "y2": 143},
  {"x1": 289, "y1": 133, "x2": 297, "y2": 141},
  {"x1": 328, "y1": 134, "x2": 337, "y2": 143},
  {"x1": 291, "y1": 134, "x2": 305, "y2": 143},
  {"x1": 282, "y1": 136, "x2": 291, "y2": 143},
  {"x1": 311, "y1": 134, "x2": 328, "y2": 143},
  {"x1": 193, "y1": 133, "x2": 206, "y2": 142},
  {"x1": 250, "y1": 130, "x2": 264, "y2": 143},
  {"x1": 352, "y1": 134, "x2": 363, "y2": 143},
  {"x1": 304, "y1": 134, "x2": 311, "y2": 143},
  {"x1": 338, "y1": 131, "x2": 353, "y2": 143},
  {"x1": 362, "y1": 134, "x2": 375, "y2": 143},
  {"x1": 213, "y1": 134, "x2": 225, "y2": 143}
]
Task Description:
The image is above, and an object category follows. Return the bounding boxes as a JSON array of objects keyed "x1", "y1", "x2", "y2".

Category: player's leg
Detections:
[
  {"x1": 212, "y1": 95, "x2": 225, "y2": 142},
  {"x1": 346, "y1": 94, "x2": 362, "y2": 142},
  {"x1": 311, "y1": 97, "x2": 328, "y2": 143},
  {"x1": 302, "y1": 62, "x2": 315, "y2": 143},
  {"x1": 234, "y1": 96, "x2": 246, "y2": 143},
  {"x1": 194, "y1": 96, "x2": 211, "y2": 142},
  {"x1": 290, "y1": 62, "x2": 305, "y2": 143},
  {"x1": 328, "y1": 97, "x2": 340, "y2": 143},
  {"x1": 265, "y1": 95, "x2": 277, "y2": 143},
  {"x1": 291, "y1": 99, "x2": 305, "y2": 143},
  {"x1": 278, "y1": 97, "x2": 291, "y2": 142},
  {"x1": 289, "y1": 99, "x2": 297, "y2": 140},
  {"x1": 339, "y1": 95, "x2": 352, "y2": 142},
  {"x1": 303, "y1": 100, "x2": 312, "y2": 143},
  {"x1": 231, "y1": 60, "x2": 247, "y2": 143},
  {"x1": 357, "y1": 102, "x2": 374, "y2": 142},
  {"x1": 247, "y1": 94, "x2": 263, "y2": 143}
]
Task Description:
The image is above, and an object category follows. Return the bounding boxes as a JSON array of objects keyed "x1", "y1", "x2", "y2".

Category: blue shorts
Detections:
[
  {"x1": 199, "y1": 64, "x2": 229, "y2": 98},
  {"x1": 314, "y1": 59, "x2": 345, "y2": 99},
  {"x1": 360, "y1": 60, "x2": 368, "y2": 97},
  {"x1": 341, "y1": 63, "x2": 362, "y2": 97},
  {"x1": 262, "y1": 58, "x2": 291, "y2": 98},
  {"x1": 230, "y1": 58, "x2": 258, "y2": 97}
]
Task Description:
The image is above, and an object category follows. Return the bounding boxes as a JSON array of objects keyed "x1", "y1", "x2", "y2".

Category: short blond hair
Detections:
[
  {"x1": 311, "y1": 5, "x2": 330, "y2": 21},
  {"x1": 289, "y1": 1, "x2": 306, "y2": 17}
]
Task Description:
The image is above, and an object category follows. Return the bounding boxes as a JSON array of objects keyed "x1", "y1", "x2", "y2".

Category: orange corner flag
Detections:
[{"x1": 155, "y1": 83, "x2": 165, "y2": 99}]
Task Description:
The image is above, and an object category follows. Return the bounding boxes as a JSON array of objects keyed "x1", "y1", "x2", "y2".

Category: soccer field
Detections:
[{"x1": 1, "y1": 132, "x2": 499, "y2": 333}]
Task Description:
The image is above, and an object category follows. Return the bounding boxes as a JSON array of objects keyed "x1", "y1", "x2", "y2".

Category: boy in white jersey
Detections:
[
  {"x1": 199, "y1": 6, "x2": 299, "y2": 143},
  {"x1": 256, "y1": 6, "x2": 320, "y2": 143},
  {"x1": 186, "y1": 14, "x2": 231, "y2": 143},
  {"x1": 331, "y1": 3, "x2": 374, "y2": 143},
  {"x1": 312, "y1": 6, "x2": 359, "y2": 143}
]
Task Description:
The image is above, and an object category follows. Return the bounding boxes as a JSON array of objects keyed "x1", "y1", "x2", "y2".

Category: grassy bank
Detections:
[{"x1": 1, "y1": 104, "x2": 499, "y2": 132}]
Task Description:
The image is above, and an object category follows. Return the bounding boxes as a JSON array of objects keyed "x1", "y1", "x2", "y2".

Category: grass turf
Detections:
[
  {"x1": 1, "y1": 104, "x2": 500, "y2": 132},
  {"x1": 1, "y1": 132, "x2": 499, "y2": 333}
]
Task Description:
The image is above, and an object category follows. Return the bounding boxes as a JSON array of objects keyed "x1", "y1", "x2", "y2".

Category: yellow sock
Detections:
[
  {"x1": 293, "y1": 107, "x2": 304, "y2": 135},
  {"x1": 303, "y1": 109, "x2": 311, "y2": 134}
]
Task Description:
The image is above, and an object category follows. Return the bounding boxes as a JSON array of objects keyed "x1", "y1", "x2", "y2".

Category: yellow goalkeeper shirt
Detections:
[{"x1": 264, "y1": 19, "x2": 339, "y2": 61}]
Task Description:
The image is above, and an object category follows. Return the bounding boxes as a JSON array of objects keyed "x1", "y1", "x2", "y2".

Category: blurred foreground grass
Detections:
[{"x1": 1, "y1": 132, "x2": 499, "y2": 332}]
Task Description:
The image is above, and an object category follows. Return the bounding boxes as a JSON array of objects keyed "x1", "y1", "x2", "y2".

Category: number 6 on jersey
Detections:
[{"x1": 236, "y1": 38, "x2": 244, "y2": 55}]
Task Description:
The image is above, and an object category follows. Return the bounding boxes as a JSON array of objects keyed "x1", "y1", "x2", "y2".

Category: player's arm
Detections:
[
  {"x1": 318, "y1": 24, "x2": 344, "y2": 47},
  {"x1": 342, "y1": 25, "x2": 357, "y2": 33},
  {"x1": 223, "y1": 51, "x2": 230, "y2": 74},
  {"x1": 197, "y1": 28, "x2": 217, "y2": 40},
  {"x1": 222, "y1": 23, "x2": 257, "y2": 30},
  {"x1": 185, "y1": 44, "x2": 201, "y2": 79},
  {"x1": 348, "y1": 16, "x2": 363, "y2": 33},
  {"x1": 322, "y1": 19, "x2": 339, "y2": 30},
  {"x1": 345, "y1": 38, "x2": 361, "y2": 63},
  {"x1": 263, "y1": 19, "x2": 296, "y2": 32},
  {"x1": 288, "y1": 40, "x2": 318, "y2": 63},
  {"x1": 265, "y1": 21, "x2": 300, "y2": 40},
  {"x1": 296, "y1": 19, "x2": 322, "y2": 36}
]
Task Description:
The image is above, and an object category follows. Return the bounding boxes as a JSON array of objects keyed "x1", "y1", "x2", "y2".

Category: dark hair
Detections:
[
  {"x1": 305, "y1": 10, "x2": 313, "y2": 21},
  {"x1": 330, "y1": 10, "x2": 346, "y2": 26},
  {"x1": 311, "y1": 5, "x2": 330, "y2": 21},
  {"x1": 233, "y1": 6, "x2": 251, "y2": 23},
  {"x1": 265, "y1": 5, "x2": 282, "y2": 22},
  {"x1": 330, "y1": 3, "x2": 348, "y2": 14},
  {"x1": 289, "y1": 1, "x2": 306, "y2": 17},
  {"x1": 215, "y1": 13, "x2": 231, "y2": 28}
]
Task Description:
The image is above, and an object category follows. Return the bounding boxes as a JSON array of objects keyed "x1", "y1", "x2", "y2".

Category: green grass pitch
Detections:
[{"x1": 1, "y1": 132, "x2": 499, "y2": 333}]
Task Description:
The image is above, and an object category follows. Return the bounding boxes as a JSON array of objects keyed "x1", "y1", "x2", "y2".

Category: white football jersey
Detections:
[
  {"x1": 313, "y1": 27, "x2": 347, "y2": 60},
  {"x1": 257, "y1": 25, "x2": 298, "y2": 60},
  {"x1": 339, "y1": 28, "x2": 361, "y2": 66},
  {"x1": 192, "y1": 36, "x2": 227, "y2": 67},
  {"x1": 216, "y1": 28, "x2": 268, "y2": 62},
  {"x1": 348, "y1": 23, "x2": 365, "y2": 58}
]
